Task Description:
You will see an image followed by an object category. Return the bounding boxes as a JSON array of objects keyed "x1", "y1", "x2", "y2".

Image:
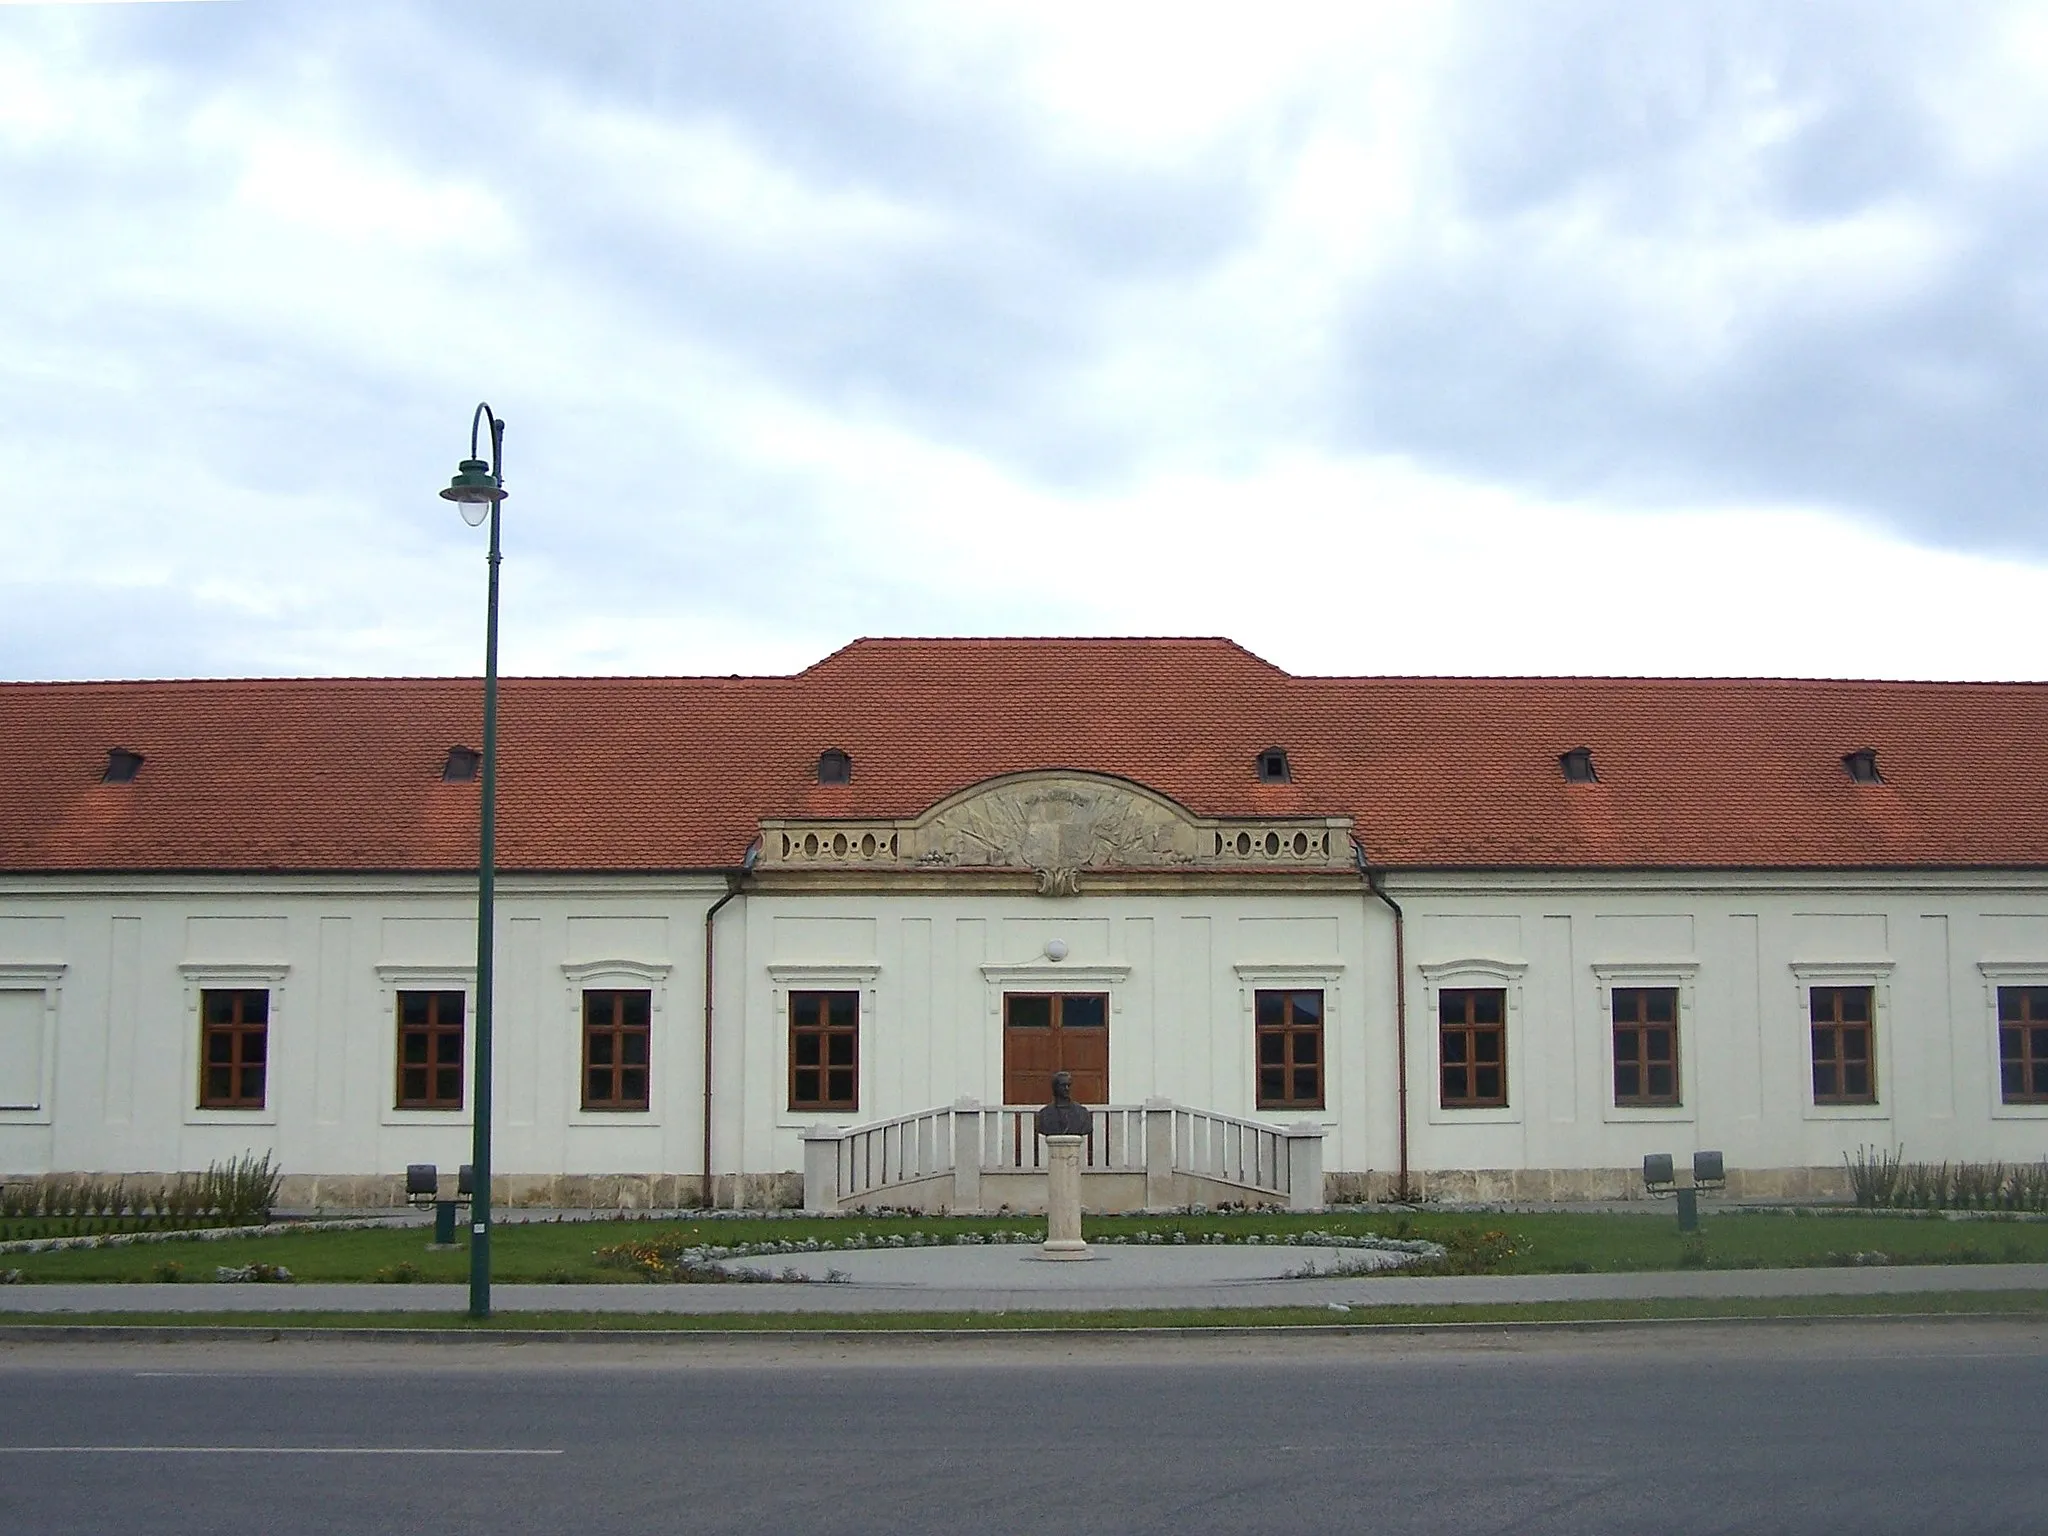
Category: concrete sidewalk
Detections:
[{"x1": 2, "y1": 1252, "x2": 2046, "y2": 1315}]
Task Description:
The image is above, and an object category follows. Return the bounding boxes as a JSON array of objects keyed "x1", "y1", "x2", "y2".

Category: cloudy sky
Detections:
[{"x1": 3, "y1": 0, "x2": 2046, "y2": 682}]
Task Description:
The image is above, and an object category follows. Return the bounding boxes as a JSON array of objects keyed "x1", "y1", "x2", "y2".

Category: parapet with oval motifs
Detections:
[{"x1": 758, "y1": 773, "x2": 1352, "y2": 885}]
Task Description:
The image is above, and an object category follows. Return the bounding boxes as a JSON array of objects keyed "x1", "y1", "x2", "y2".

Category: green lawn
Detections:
[
  {"x1": 4, "y1": 1207, "x2": 2047, "y2": 1284},
  {"x1": 2, "y1": 1291, "x2": 2046, "y2": 1332}
]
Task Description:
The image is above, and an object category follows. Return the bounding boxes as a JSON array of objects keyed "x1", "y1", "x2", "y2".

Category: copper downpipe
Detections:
[
  {"x1": 701, "y1": 842, "x2": 758, "y2": 1209},
  {"x1": 1355, "y1": 841, "x2": 1412, "y2": 1201}
]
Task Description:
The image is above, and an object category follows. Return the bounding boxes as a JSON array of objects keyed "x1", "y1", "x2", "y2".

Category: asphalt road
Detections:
[{"x1": 2, "y1": 1323, "x2": 2043, "y2": 1535}]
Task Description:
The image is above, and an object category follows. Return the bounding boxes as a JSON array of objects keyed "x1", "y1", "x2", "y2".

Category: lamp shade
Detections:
[{"x1": 440, "y1": 458, "x2": 505, "y2": 504}]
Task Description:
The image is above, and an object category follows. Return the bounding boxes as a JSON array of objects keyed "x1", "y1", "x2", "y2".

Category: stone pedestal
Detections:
[{"x1": 1041, "y1": 1134, "x2": 1089, "y2": 1259}]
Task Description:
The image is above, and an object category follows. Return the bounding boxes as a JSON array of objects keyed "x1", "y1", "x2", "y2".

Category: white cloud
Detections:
[
  {"x1": 3, "y1": 0, "x2": 2047, "y2": 686},
  {"x1": 933, "y1": 0, "x2": 1446, "y2": 160},
  {"x1": 537, "y1": 95, "x2": 947, "y2": 264},
  {"x1": 229, "y1": 131, "x2": 514, "y2": 251}
]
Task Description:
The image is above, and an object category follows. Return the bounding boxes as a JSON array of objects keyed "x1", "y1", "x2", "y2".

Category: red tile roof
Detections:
[{"x1": 3, "y1": 637, "x2": 2045, "y2": 873}]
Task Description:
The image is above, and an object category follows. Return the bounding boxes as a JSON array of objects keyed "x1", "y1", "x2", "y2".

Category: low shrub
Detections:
[
  {"x1": 0, "y1": 1153, "x2": 282, "y2": 1233},
  {"x1": 1403, "y1": 1227, "x2": 1523, "y2": 1276},
  {"x1": 214, "y1": 1262, "x2": 292, "y2": 1283}
]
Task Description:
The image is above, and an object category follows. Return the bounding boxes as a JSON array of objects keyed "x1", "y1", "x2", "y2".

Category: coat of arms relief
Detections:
[
  {"x1": 758, "y1": 773, "x2": 1348, "y2": 889},
  {"x1": 913, "y1": 779, "x2": 1201, "y2": 892}
]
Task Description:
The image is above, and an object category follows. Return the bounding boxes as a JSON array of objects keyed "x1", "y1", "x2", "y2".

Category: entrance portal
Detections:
[{"x1": 1002, "y1": 993, "x2": 1108, "y2": 1105}]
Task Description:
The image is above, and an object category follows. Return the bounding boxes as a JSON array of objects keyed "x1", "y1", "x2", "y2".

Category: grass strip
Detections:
[
  {"x1": 1, "y1": 1290, "x2": 2044, "y2": 1335},
  {"x1": 9, "y1": 1208, "x2": 2048, "y2": 1284}
]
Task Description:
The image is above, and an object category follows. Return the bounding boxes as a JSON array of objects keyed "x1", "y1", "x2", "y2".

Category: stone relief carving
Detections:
[
  {"x1": 1036, "y1": 867, "x2": 1082, "y2": 897},
  {"x1": 915, "y1": 779, "x2": 1201, "y2": 873},
  {"x1": 759, "y1": 773, "x2": 1350, "y2": 884}
]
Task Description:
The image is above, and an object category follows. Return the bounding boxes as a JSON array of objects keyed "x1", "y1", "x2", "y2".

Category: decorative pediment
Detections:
[{"x1": 759, "y1": 773, "x2": 1350, "y2": 888}]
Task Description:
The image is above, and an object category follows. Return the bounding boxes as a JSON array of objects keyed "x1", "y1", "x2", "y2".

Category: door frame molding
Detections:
[
  {"x1": 979, "y1": 961, "x2": 1130, "y2": 1007},
  {"x1": 1000, "y1": 989, "x2": 1114, "y2": 1107},
  {"x1": 982, "y1": 963, "x2": 1128, "y2": 1106}
]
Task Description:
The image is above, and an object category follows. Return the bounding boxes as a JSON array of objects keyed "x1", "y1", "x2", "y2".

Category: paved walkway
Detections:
[{"x1": 2, "y1": 1249, "x2": 2045, "y2": 1315}]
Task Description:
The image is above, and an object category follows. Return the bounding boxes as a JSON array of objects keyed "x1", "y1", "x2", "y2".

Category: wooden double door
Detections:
[{"x1": 1002, "y1": 993, "x2": 1109, "y2": 1106}]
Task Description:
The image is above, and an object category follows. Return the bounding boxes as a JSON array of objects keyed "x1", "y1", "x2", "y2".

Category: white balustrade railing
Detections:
[
  {"x1": 981, "y1": 1105, "x2": 1147, "y2": 1173},
  {"x1": 1173, "y1": 1105, "x2": 1289, "y2": 1195},
  {"x1": 803, "y1": 1099, "x2": 1323, "y2": 1213},
  {"x1": 836, "y1": 1106, "x2": 956, "y2": 1203}
]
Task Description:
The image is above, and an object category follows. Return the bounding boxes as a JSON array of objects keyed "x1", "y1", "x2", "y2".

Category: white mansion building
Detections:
[{"x1": 1, "y1": 637, "x2": 2045, "y2": 1209}]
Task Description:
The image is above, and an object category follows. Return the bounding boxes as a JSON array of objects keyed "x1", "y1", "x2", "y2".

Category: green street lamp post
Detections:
[{"x1": 440, "y1": 403, "x2": 507, "y2": 1320}]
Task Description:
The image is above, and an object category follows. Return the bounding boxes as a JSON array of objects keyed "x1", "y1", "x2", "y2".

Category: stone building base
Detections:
[
  {"x1": 6, "y1": 1166, "x2": 1854, "y2": 1213},
  {"x1": 272, "y1": 1171, "x2": 805, "y2": 1212},
  {"x1": 1322, "y1": 1165, "x2": 1855, "y2": 1204},
  {"x1": 0, "y1": 1171, "x2": 804, "y2": 1214}
]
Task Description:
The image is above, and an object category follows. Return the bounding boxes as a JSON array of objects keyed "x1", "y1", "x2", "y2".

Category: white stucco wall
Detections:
[{"x1": 4, "y1": 869, "x2": 2047, "y2": 1196}]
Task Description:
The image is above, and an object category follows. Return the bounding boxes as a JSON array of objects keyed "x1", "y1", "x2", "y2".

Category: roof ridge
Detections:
[
  {"x1": 799, "y1": 634, "x2": 1289, "y2": 677},
  {"x1": 1291, "y1": 674, "x2": 2048, "y2": 688}
]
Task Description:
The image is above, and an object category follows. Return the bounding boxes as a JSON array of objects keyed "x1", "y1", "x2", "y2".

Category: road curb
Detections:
[{"x1": 3, "y1": 1307, "x2": 2045, "y2": 1347}]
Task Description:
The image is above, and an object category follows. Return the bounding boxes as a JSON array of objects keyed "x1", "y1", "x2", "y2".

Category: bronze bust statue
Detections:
[{"x1": 1036, "y1": 1070, "x2": 1092, "y2": 1137}]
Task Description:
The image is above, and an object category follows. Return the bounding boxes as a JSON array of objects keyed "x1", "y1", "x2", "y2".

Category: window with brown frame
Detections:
[
  {"x1": 1255, "y1": 989, "x2": 1324, "y2": 1109},
  {"x1": 789, "y1": 991, "x2": 859, "y2": 1111},
  {"x1": 1612, "y1": 987, "x2": 1680, "y2": 1106},
  {"x1": 1810, "y1": 985, "x2": 1876, "y2": 1104},
  {"x1": 1439, "y1": 988, "x2": 1506, "y2": 1108},
  {"x1": 582, "y1": 989, "x2": 651, "y2": 1111},
  {"x1": 1998, "y1": 986, "x2": 2048, "y2": 1105},
  {"x1": 199, "y1": 989, "x2": 268, "y2": 1109},
  {"x1": 395, "y1": 990, "x2": 465, "y2": 1110}
]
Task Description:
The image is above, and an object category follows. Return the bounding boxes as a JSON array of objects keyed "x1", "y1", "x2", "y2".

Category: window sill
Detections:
[
  {"x1": 777, "y1": 1109, "x2": 865, "y2": 1131},
  {"x1": 379, "y1": 1107, "x2": 470, "y2": 1128},
  {"x1": 1426, "y1": 1104, "x2": 1521, "y2": 1126},
  {"x1": 183, "y1": 1107, "x2": 278, "y2": 1127},
  {"x1": 568, "y1": 1111, "x2": 660, "y2": 1127},
  {"x1": 1603, "y1": 1104, "x2": 1695, "y2": 1124},
  {"x1": 1801, "y1": 1102, "x2": 1889, "y2": 1121},
  {"x1": 1989, "y1": 1101, "x2": 2048, "y2": 1120}
]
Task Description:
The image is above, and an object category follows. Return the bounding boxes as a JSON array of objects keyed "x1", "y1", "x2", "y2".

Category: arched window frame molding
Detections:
[
  {"x1": 1418, "y1": 956, "x2": 1527, "y2": 1126},
  {"x1": 1233, "y1": 962, "x2": 1345, "y2": 1125},
  {"x1": 374, "y1": 963, "x2": 476, "y2": 1126},
  {"x1": 1789, "y1": 958, "x2": 1895, "y2": 1122},
  {"x1": 769, "y1": 962, "x2": 881, "y2": 1128},
  {"x1": 1591, "y1": 960, "x2": 1701, "y2": 1125},
  {"x1": 1975, "y1": 960, "x2": 2048, "y2": 1121},
  {"x1": 0, "y1": 962, "x2": 66, "y2": 1123},
  {"x1": 561, "y1": 958, "x2": 673, "y2": 1127},
  {"x1": 177, "y1": 962, "x2": 289, "y2": 1126}
]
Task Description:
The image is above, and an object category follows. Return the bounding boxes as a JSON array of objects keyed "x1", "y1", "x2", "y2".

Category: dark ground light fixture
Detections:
[
  {"x1": 440, "y1": 402, "x2": 506, "y2": 1319},
  {"x1": 1644, "y1": 1149, "x2": 1726, "y2": 1232},
  {"x1": 406, "y1": 1161, "x2": 475, "y2": 1247}
]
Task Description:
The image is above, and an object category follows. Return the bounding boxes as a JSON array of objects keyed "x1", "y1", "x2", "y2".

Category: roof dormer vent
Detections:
[
  {"x1": 442, "y1": 745, "x2": 480, "y2": 782},
  {"x1": 1842, "y1": 747, "x2": 1881, "y2": 785},
  {"x1": 817, "y1": 748, "x2": 852, "y2": 785},
  {"x1": 102, "y1": 747, "x2": 143, "y2": 784},
  {"x1": 1256, "y1": 747, "x2": 1291, "y2": 784},
  {"x1": 1560, "y1": 746, "x2": 1597, "y2": 784}
]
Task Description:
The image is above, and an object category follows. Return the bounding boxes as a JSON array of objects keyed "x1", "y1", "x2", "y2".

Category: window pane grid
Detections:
[
  {"x1": 1612, "y1": 987, "x2": 1681, "y2": 1107},
  {"x1": 582, "y1": 990, "x2": 652, "y2": 1111},
  {"x1": 1439, "y1": 988, "x2": 1507, "y2": 1108},
  {"x1": 395, "y1": 990, "x2": 465, "y2": 1110},
  {"x1": 1810, "y1": 986, "x2": 1877, "y2": 1105},
  {"x1": 1998, "y1": 987, "x2": 2048, "y2": 1104},
  {"x1": 198, "y1": 989, "x2": 268, "y2": 1109},
  {"x1": 789, "y1": 990, "x2": 860, "y2": 1111},
  {"x1": 1254, "y1": 989, "x2": 1324, "y2": 1109}
]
